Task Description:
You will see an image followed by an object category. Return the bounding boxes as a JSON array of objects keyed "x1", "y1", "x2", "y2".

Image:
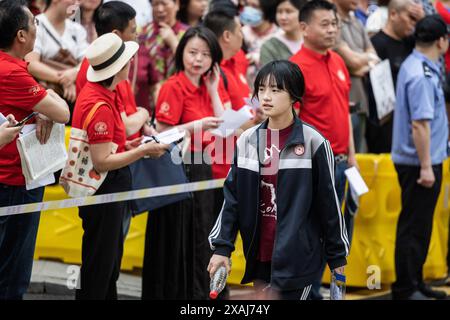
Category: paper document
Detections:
[
  {"x1": 244, "y1": 97, "x2": 260, "y2": 111},
  {"x1": 344, "y1": 166, "x2": 369, "y2": 197},
  {"x1": 0, "y1": 112, "x2": 8, "y2": 125},
  {"x1": 211, "y1": 109, "x2": 253, "y2": 138},
  {"x1": 369, "y1": 60, "x2": 396, "y2": 120},
  {"x1": 16, "y1": 123, "x2": 67, "y2": 185},
  {"x1": 25, "y1": 173, "x2": 55, "y2": 191},
  {"x1": 142, "y1": 128, "x2": 186, "y2": 145}
]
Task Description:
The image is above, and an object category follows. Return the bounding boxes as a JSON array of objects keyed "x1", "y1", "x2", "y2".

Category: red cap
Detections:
[{"x1": 209, "y1": 291, "x2": 218, "y2": 299}]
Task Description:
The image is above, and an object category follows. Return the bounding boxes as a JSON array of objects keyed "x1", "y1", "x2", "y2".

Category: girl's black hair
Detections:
[
  {"x1": 253, "y1": 60, "x2": 305, "y2": 104},
  {"x1": 175, "y1": 26, "x2": 223, "y2": 73}
]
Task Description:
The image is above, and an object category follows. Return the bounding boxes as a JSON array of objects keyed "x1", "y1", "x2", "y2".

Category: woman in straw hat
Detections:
[{"x1": 72, "y1": 33, "x2": 169, "y2": 300}]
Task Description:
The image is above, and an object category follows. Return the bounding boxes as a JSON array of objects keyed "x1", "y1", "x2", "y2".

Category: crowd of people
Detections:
[{"x1": 0, "y1": 0, "x2": 450, "y2": 301}]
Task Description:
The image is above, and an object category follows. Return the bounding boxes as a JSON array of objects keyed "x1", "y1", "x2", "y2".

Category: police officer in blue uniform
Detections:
[{"x1": 391, "y1": 14, "x2": 449, "y2": 300}]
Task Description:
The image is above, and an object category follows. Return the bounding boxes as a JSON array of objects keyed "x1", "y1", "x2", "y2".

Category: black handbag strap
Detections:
[{"x1": 40, "y1": 21, "x2": 64, "y2": 49}]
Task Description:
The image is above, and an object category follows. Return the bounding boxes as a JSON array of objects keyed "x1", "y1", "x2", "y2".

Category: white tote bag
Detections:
[{"x1": 59, "y1": 102, "x2": 117, "y2": 197}]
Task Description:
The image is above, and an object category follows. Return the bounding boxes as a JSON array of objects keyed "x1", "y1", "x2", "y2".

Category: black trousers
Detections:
[
  {"x1": 142, "y1": 161, "x2": 215, "y2": 300},
  {"x1": 365, "y1": 117, "x2": 393, "y2": 154},
  {"x1": 75, "y1": 166, "x2": 131, "y2": 300},
  {"x1": 392, "y1": 164, "x2": 442, "y2": 299},
  {"x1": 254, "y1": 262, "x2": 312, "y2": 300}
]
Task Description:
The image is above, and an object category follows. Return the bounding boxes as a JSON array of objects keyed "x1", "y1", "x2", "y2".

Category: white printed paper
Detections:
[
  {"x1": 369, "y1": 60, "x2": 396, "y2": 120},
  {"x1": 244, "y1": 97, "x2": 260, "y2": 111},
  {"x1": 211, "y1": 109, "x2": 253, "y2": 138},
  {"x1": 25, "y1": 173, "x2": 55, "y2": 191},
  {"x1": 17, "y1": 123, "x2": 67, "y2": 184},
  {"x1": 237, "y1": 105, "x2": 255, "y2": 119},
  {"x1": 344, "y1": 166, "x2": 369, "y2": 197},
  {"x1": 142, "y1": 128, "x2": 186, "y2": 144}
]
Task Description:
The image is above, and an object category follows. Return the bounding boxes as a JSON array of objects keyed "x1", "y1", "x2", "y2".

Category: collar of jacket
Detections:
[{"x1": 256, "y1": 110, "x2": 305, "y2": 148}]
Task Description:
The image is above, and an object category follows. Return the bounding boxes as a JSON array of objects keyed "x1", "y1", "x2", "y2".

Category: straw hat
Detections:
[{"x1": 86, "y1": 33, "x2": 139, "y2": 82}]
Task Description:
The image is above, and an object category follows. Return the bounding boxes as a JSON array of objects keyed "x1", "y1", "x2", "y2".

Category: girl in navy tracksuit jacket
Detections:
[{"x1": 207, "y1": 60, "x2": 349, "y2": 300}]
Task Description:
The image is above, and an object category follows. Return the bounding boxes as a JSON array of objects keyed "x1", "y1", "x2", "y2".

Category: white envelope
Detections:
[{"x1": 344, "y1": 166, "x2": 369, "y2": 196}]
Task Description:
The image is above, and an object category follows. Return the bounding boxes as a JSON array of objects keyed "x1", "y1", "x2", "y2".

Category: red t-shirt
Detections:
[
  {"x1": 76, "y1": 57, "x2": 89, "y2": 96},
  {"x1": 220, "y1": 51, "x2": 251, "y2": 111},
  {"x1": 290, "y1": 46, "x2": 351, "y2": 155},
  {"x1": 116, "y1": 80, "x2": 141, "y2": 140},
  {"x1": 258, "y1": 124, "x2": 293, "y2": 262},
  {"x1": 0, "y1": 51, "x2": 47, "y2": 186},
  {"x1": 156, "y1": 71, "x2": 230, "y2": 153},
  {"x1": 212, "y1": 51, "x2": 251, "y2": 179},
  {"x1": 72, "y1": 81, "x2": 127, "y2": 153},
  {"x1": 77, "y1": 58, "x2": 141, "y2": 141},
  {"x1": 436, "y1": 1, "x2": 450, "y2": 72},
  {"x1": 233, "y1": 49, "x2": 250, "y2": 78}
]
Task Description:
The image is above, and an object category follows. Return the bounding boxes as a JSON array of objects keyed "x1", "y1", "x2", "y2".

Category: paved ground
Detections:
[{"x1": 24, "y1": 260, "x2": 450, "y2": 300}]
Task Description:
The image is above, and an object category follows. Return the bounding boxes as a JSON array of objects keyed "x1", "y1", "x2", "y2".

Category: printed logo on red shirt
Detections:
[
  {"x1": 160, "y1": 102, "x2": 170, "y2": 115},
  {"x1": 94, "y1": 122, "x2": 108, "y2": 135},
  {"x1": 29, "y1": 85, "x2": 42, "y2": 96},
  {"x1": 337, "y1": 70, "x2": 346, "y2": 82}
]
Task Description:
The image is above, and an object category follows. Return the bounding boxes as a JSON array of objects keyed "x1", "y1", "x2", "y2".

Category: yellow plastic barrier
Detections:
[
  {"x1": 34, "y1": 153, "x2": 450, "y2": 287},
  {"x1": 322, "y1": 154, "x2": 449, "y2": 286},
  {"x1": 34, "y1": 185, "x2": 147, "y2": 271}
]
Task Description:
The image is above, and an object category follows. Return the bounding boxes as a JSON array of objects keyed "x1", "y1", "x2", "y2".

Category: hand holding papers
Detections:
[
  {"x1": 16, "y1": 123, "x2": 67, "y2": 190},
  {"x1": 344, "y1": 166, "x2": 369, "y2": 197},
  {"x1": 210, "y1": 108, "x2": 253, "y2": 138},
  {"x1": 142, "y1": 128, "x2": 186, "y2": 145}
]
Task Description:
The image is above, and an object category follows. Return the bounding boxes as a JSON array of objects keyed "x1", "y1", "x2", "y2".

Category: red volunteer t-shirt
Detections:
[
  {"x1": 76, "y1": 58, "x2": 89, "y2": 96},
  {"x1": 155, "y1": 71, "x2": 230, "y2": 153},
  {"x1": 213, "y1": 51, "x2": 251, "y2": 179},
  {"x1": 290, "y1": 46, "x2": 351, "y2": 155},
  {"x1": 72, "y1": 81, "x2": 127, "y2": 153},
  {"x1": 258, "y1": 124, "x2": 293, "y2": 262},
  {"x1": 233, "y1": 49, "x2": 250, "y2": 79},
  {"x1": 0, "y1": 51, "x2": 47, "y2": 186},
  {"x1": 116, "y1": 80, "x2": 141, "y2": 140},
  {"x1": 77, "y1": 58, "x2": 141, "y2": 141},
  {"x1": 220, "y1": 51, "x2": 251, "y2": 111}
]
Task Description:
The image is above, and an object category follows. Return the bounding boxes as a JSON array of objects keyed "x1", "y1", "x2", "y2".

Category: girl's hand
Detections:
[{"x1": 204, "y1": 63, "x2": 220, "y2": 96}]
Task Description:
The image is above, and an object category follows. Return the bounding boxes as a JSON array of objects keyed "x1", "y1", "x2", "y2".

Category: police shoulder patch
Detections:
[{"x1": 422, "y1": 62, "x2": 432, "y2": 78}]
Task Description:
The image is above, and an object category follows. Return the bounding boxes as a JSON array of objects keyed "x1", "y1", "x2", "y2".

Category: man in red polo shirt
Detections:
[
  {"x1": 290, "y1": 0, "x2": 356, "y2": 202},
  {"x1": 0, "y1": 0, "x2": 70, "y2": 300},
  {"x1": 290, "y1": 0, "x2": 355, "y2": 300}
]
